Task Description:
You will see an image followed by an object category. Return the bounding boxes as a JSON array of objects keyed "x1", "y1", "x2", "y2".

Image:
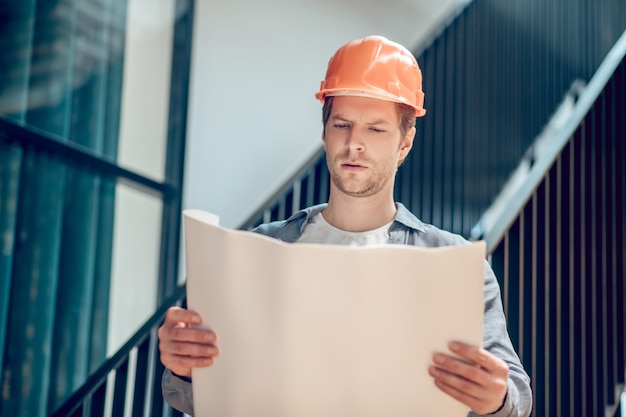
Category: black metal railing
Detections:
[
  {"x1": 483, "y1": 31, "x2": 626, "y2": 417},
  {"x1": 240, "y1": 147, "x2": 328, "y2": 230},
  {"x1": 50, "y1": 285, "x2": 186, "y2": 417}
]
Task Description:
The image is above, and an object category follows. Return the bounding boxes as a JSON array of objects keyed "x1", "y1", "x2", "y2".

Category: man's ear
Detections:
[
  {"x1": 321, "y1": 131, "x2": 327, "y2": 149},
  {"x1": 401, "y1": 127, "x2": 416, "y2": 152},
  {"x1": 397, "y1": 127, "x2": 415, "y2": 167}
]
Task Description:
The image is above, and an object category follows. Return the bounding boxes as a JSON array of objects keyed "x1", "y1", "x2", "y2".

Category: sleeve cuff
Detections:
[{"x1": 172, "y1": 371, "x2": 193, "y2": 383}]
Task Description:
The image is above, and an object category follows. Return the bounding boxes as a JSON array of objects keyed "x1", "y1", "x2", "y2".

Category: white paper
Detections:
[{"x1": 183, "y1": 209, "x2": 485, "y2": 417}]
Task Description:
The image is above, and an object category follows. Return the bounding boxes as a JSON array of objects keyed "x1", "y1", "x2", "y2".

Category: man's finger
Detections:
[
  {"x1": 448, "y1": 341, "x2": 506, "y2": 373},
  {"x1": 165, "y1": 325, "x2": 218, "y2": 344},
  {"x1": 165, "y1": 306, "x2": 203, "y2": 325},
  {"x1": 432, "y1": 352, "x2": 490, "y2": 385},
  {"x1": 160, "y1": 353, "x2": 215, "y2": 377},
  {"x1": 160, "y1": 339, "x2": 220, "y2": 358},
  {"x1": 429, "y1": 365, "x2": 483, "y2": 400}
]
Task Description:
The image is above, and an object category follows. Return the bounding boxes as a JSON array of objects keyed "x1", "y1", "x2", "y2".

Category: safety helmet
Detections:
[{"x1": 315, "y1": 35, "x2": 426, "y2": 117}]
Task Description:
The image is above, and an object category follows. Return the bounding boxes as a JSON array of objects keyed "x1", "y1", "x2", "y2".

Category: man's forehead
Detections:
[
  {"x1": 329, "y1": 96, "x2": 399, "y2": 123},
  {"x1": 330, "y1": 113, "x2": 394, "y2": 125}
]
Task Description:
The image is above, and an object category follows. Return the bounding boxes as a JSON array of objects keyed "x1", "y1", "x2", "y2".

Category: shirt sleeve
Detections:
[
  {"x1": 162, "y1": 368, "x2": 195, "y2": 416},
  {"x1": 468, "y1": 260, "x2": 533, "y2": 417}
]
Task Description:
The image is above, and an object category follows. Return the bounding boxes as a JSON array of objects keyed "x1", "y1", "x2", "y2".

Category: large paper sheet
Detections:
[{"x1": 183, "y1": 209, "x2": 485, "y2": 417}]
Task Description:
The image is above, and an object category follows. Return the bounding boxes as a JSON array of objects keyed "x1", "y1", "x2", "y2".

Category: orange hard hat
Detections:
[{"x1": 315, "y1": 35, "x2": 426, "y2": 117}]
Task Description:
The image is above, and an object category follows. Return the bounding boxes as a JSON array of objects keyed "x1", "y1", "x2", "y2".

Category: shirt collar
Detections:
[
  {"x1": 393, "y1": 202, "x2": 426, "y2": 233},
  {"x1": 288, "y1": 202, "x2": 425, "y2": 234}
]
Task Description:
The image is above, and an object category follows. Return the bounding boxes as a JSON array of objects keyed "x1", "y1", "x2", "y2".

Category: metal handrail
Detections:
[
  {"x1": 482, "y1": 29, "x2": 626, "y2": 254},
  {"x1": 239, "y1": 147, "x2": 326, "y2": 230},
  {"x1": 481, "y1": 32, "x2": 626, "y2": 417},
  {"x1": 50, "y1": 285, "x2": 186, "y2": 417}
]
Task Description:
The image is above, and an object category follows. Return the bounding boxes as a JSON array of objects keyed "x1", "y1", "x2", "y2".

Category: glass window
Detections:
[
  {"x1": 117, "y1": 0, "x2": 175, "y2": 181},
  {"x1": 0, "y1": 0, "x2": 175, "y2": 180},
  {"x1": 0, "y1": 0, "x2": 186, "y2": 414},
  {"x1": 108, "y1": 182, "x2": 163, "y2": 354}
]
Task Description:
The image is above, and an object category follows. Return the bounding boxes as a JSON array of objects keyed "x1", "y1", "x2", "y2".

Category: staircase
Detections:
[{"x1": 483, "y1": 31, "x2": 626, "y2": 417}]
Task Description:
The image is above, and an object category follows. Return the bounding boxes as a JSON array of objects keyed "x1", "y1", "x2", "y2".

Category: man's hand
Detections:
[
  {"x1": 157, "y1": 306, "x2": 220, "y2": 378},
  {"x1": 428, "y1": 341, "x2": 509, "y2": 415}
]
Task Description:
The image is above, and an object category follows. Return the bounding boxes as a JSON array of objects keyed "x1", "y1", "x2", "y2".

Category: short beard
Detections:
[{"x1": 327, "y1": 156, "x2": 396, "y2": 198}]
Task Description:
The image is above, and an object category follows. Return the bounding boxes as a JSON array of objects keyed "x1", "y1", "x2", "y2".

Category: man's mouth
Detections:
[{"x1": 341, "y1": 162, "x2": 366, "y2": 170}]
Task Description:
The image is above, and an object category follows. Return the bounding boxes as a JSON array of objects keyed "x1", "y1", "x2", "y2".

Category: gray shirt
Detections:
[{"x1": 162, "y1": 203, "x2": 532, "y2": 417}]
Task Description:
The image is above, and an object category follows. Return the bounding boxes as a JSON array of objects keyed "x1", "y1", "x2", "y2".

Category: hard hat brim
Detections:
[{"x1": 315, "y1": 88, "x2": 426, "y2": 117}]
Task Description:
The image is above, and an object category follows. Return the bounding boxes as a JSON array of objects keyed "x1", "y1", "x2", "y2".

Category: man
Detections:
[{"x1": 158, "y1": 35, "x2": 532, "y2": 417}]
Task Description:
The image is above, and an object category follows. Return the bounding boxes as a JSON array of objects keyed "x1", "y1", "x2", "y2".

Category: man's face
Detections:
[{"x1": 322, "y1": 96, "x2": 415, "y2": 198}]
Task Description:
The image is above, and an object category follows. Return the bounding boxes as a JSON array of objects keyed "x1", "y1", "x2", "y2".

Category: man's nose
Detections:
[{"x1": 345, "y1": 129, "x2": 365, "y2": 152}]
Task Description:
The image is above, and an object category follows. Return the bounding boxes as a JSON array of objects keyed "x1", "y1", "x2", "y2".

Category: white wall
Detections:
[{"x1": 183, "y1": 0, "x2": 465, "y2": 229}]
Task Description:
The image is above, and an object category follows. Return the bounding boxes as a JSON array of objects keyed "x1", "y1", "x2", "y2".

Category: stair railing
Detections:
[
  {"x1": 477, "y1": 30, "x2": 626, "y2": 417},
  {"x1": 50, "y1": 285, "x2": 186, "y2": 417}
]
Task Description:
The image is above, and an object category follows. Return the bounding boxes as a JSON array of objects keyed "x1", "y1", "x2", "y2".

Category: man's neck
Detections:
[{"x1": 322, "y1": 191, "x2": 397, "y2": 232}]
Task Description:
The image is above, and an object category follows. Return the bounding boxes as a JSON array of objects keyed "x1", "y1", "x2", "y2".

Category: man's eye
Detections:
[
  {"x1": 334, "y1": 124, "x2": 348, "y2": 129},
  {"x1": 370, "y1": 127, "x2": 385, "y2": 133}
]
